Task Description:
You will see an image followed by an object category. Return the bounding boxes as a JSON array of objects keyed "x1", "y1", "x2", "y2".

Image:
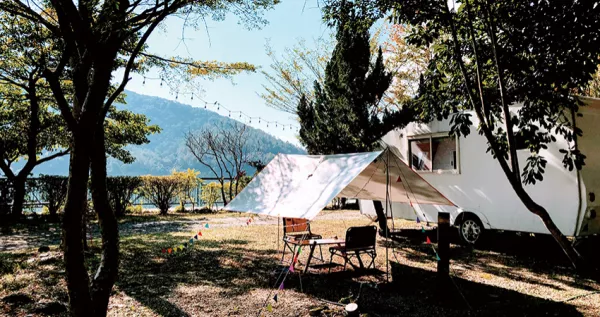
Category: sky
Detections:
[{"x1": 124, "y1": 1, "x2": 334, "y2": 147}]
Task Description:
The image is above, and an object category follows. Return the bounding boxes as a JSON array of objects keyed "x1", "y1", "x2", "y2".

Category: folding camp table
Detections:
[{"x1": 284, "y1": 237, "x2": 346, "y2": 273}]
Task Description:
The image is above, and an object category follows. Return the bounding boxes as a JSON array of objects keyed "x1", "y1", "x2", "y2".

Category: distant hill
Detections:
[{"x1": 25, "y1": 90, "x2": 305, "y2": 176}]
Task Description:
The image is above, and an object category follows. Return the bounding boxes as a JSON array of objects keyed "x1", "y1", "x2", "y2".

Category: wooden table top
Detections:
[{"x1": 284, "y1": 237, "x2": 345, "y2": 245}]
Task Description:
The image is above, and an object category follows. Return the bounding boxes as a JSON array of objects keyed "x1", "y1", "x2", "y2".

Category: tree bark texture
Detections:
[
  {"x1": 89, "y1": 125, "x2": 119, "y2": 316},
  {"x1": 10, "y1": 177, "x2": 26, "y2": 218},
  {"x1": 62, "y1": 129, "x2": 93, "y2": 316}
]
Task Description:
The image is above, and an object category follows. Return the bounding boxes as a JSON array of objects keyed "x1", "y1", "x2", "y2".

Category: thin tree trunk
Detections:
[
  {"x1": 11, "y1": 177, "x2": 26, "y2": 218},
  {"x1": 62, "y1": 131, "x2": 93, "y2": 316},
  {"x1": 89, "y1": 124, "x2": 119, "y2": 317},
  {"x1": 513, "y1": 185, "x2": 585, "y2": 269}
]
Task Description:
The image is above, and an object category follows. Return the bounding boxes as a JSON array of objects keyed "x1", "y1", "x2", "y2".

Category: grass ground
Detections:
[{"x1": 1, "y1": 209, "x2": 599, "y2": 316}]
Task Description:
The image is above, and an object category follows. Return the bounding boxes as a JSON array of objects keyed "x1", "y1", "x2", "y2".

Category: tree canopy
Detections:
[
  {"x1": 369, "y1": 0, "x2": 600, "y2": 268},
  {"x1": 0, "y1": 1, "x2": 279, "y2": 315},
  {"x1": 297, "y1": 2, "x2": 408, "y2": 155}
]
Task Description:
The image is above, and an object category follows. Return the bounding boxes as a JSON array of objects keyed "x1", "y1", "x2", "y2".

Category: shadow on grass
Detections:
[
  {"x1": 387, "y1": 228, "x2": 597, "y2": 293},
  {"x1": 111, "y1": 233, "x2": 279, "y2": 317},
  {"x1": 282, "y1": 262, "x2": 583, "y2": 316}
]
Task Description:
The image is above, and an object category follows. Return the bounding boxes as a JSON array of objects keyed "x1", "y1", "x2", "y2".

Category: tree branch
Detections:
[
  {"x1": 36, "y1": 149, "x2": 70, "y2": 165},
  {"x1": 103, "y1": 1, "x2": 171, "y2": 118},
  {"x1": 43, "y1": 69, "x2": 77, "y2": 131}
]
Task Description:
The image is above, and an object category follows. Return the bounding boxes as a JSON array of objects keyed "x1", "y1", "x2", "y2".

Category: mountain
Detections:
[{"x1": 28, "y1": 90, "x2": 305, "y2": 176}]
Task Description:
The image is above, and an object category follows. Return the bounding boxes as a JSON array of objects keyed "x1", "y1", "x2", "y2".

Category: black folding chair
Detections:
[{"x1": 329, "y1": 226, "x2": 377, "y2": 272}]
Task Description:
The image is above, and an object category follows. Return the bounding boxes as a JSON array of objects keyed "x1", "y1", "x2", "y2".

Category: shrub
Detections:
[
  {"x1": 171, "y1": 169, "x2": 201, "y2": 212},
  {"x1": 201, "y1": 182, "x2": 222, "y2": 210},
  {"x1": 126, "y1": 205, "x2": 143, "y2": 214},
  {"x1": 174, "y1": 204, "x2": 186, "y2": 213},
  {"x1": 106, "y1": 176, "x2": 142, "y2": 217},
  {"x1": 37, "y1": 175, "x2": 68, "y2": 219},
  {"x1": 138, "y1": 175, "x2": 183, "y2": 215}
]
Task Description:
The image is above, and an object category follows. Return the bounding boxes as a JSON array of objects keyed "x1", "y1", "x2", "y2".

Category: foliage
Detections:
[
  {"x1": 381, "y1": 24, "x2": 432, "y2": 108},
  {"x1": 37, "y1": 175, "x2": 68, "y2": 218},
  {"x1": 0, "y1": 0, "x2": 280, "y2": 314},
  {"x1": 186, "y1": 121, "x2": 262, "y2": 204},
  {"x1": 0, "y1": 13, "x2": 160, "y2": 217},
  {"x1": 201, "y1": 182, "x2": 222, "y2": 210},
  {"x1": 376, "y1": 0, "x2": 600, "y2": 268},
  {"x1": 106, "y1": 176, "x2": 142, "y2": 218},
  {"x1": 139, "y1": 175, "x2": 184, "y2": 215},
  {"x1": 125, "y1": 205, "x2": 143, "y2": 214},
  {"x1": 298, "y1": 2, "x2": 408, "y2": 154},
  {"x1": 260, "y1": 25, "x2": 387, "y2": 114},
  {"x1": 260, "y1": 36, "x2": 333, "y2": 114},
  {"x1": 171, "y1": 169, "x2": 201, "y2": 212}
]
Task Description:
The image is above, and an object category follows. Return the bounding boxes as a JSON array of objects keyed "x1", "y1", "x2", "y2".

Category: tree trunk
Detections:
[
  {"x1": 11, "y1": 177, "x2": 26, "y2": 218},
  {"x1": 89, "y1": 125, "x2": 119, "y2": 317},
  {"x1": 373, "y1": 200, "x2": 390, "y2": 237},
  {"x1": 62, "y1": 131, "x2": 94, "y2": 316},
  {"x1": 514, "y1": 186, "x2": 586, "y2": 270}
]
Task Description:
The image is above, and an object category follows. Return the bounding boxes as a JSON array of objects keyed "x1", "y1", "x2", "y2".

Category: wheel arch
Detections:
[{"x1": 453, "y1": 210, "x2": 492, "y2": 229}]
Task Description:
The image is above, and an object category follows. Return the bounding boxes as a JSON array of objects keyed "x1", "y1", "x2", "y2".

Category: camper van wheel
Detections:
[{"x1": 458, "y1": 215, "x2": 483, "y2": 245}]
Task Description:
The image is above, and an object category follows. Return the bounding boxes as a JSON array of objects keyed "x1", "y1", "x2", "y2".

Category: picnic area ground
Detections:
[{"x1": 1, "y1": 209, "x2": 599, "y2": 316}]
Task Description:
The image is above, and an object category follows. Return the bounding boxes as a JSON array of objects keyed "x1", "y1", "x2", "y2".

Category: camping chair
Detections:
[
  {"x1": 328, "y1": 226, "x2": 377, "y2": 273},
  {"x1": 281, "y1": 217, "x2": 323, "y2": 263}
]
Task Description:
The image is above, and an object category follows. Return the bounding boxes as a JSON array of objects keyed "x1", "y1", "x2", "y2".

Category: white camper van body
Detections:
[{"x1": 360, "y1": 98, "x2": 600, "y2": 237}]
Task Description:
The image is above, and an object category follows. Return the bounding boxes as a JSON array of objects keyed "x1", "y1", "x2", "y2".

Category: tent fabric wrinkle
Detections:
[{"x1": 222, "y1": 149, "x2": 454, "y2": 220}]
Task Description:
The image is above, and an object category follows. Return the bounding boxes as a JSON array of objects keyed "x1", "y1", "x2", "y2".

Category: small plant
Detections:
[
  {"x1": 138, "y1": 175, "x2": 183, "y2": 215},
  {"x1": 125, "y1": 205, "x2": 143, "y2": 214}
]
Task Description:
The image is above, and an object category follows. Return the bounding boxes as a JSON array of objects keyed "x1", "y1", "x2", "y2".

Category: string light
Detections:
[{"x1": 137, "y1": 76, "x2": 300, "y2": 132}]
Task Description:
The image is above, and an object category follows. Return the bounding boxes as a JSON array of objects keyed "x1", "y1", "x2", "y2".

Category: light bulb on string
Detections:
[
  {"x1": 143, "y1": 77, "x2": 146, "y2": 85},
  {"x1": 239, "y1": 113, "x2": 242, "y2": 118},
  {"x1": 204, "y1": 102, "x2": 207, "y2": 109},
  {"x1": 160, "y1": 79, "x2": 163, "y2": 87},
  {"x1": 190, "y1": 94, "x2": 193, "y2": 101},
  {"x1": 229, "y1": 111, "x2": 231, "y2": 117},
  {"x1": 259, "y1": 118, "x2": 261, "y2": 124},
  {"x1": 175, "y1": 92, "x2": 178, "y2": 100}
]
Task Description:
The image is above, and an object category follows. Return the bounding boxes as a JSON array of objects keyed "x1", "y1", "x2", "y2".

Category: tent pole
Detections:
[{"x1": 385, "y1": 149, "x2": 390, "y2": 283}]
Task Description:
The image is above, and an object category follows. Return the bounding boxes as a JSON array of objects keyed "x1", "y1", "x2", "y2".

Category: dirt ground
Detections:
[{"x1": 1, "y1": 209, "x2": 599, "y2": 316}]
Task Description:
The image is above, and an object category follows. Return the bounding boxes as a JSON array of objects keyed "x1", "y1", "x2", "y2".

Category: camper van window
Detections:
[
  {"x1": 409, "y1": 135, "x2": 458, "y2": 172},
  {"x1": 432, "y1": 137, "x2": 457, "y2": 170},
  {"x1": 410, "y1": 139, "x2": 432, "y2": 171}
]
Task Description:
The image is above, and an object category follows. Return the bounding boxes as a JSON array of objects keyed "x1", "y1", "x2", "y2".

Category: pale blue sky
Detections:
[{"x1": 124, "y1": 1, "x2": 333, "y2": 147}]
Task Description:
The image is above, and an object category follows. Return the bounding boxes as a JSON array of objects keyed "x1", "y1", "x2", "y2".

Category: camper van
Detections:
[{"x1": 360, "y1": 97, "x2": 600, "y2": 244}]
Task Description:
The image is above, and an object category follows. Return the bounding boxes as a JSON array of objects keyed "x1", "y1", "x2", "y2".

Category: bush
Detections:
[
  {"x1": 126, "y1": 205, "x2": 143, "y2": 214},
  {"x1": 171, "y1": 169, "x2": 201, "y2": 211},
  {"x1": 106, "y1": 176, "x2": 142, "y2": 217},
  {"x1": 138, "y1": 175, "x2": 183, "y2": 215},
  {"x1": 201, "y1": 182, "x2": 222, "y2": 210},
  {"x1": 174, "y1": 204, "x2": 186, "y2": 213},
  {"x1": 37, "y1": 175, "x2": 68, "y2": 219}
]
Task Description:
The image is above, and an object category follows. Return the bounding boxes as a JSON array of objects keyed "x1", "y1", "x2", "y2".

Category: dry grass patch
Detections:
[{"x1": 1, "y1": 211, "x2": 599, "y2": 316}]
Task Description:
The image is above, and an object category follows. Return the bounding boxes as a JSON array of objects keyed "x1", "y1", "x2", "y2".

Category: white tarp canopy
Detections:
[{"x1": 222, "y1": 149, "x2": 454, "y2": 220}]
